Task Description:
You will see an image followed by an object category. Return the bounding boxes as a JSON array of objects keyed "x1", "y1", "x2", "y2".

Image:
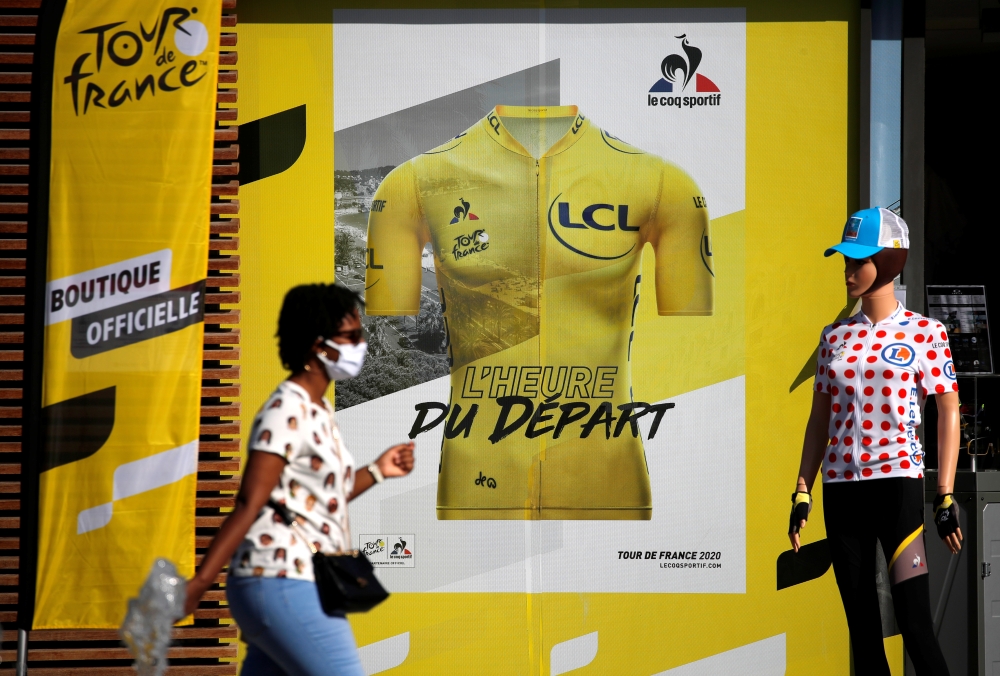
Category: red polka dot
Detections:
[
  {"x1": 901, "y1": 372, "x2": 910, "y2": 381},
  {"x1": 881, "y1": 464, "x2": 892, "y2": 474},
  {"x1": 816, "y1": 383, "x2": 823, "y2": 392},
  {"x1": 848, "y1": 403, "x2": 855, "y2": 412},
  {"x1": 861, "y1": 453, "x2": 871, "y2": 462},
  {"x1": 846, "y1": 386, "x2": 855, "y2": 395},
  {"x1": 853, "y1": 344, "x2": 863, "y2": 351},
  {"x1": 922, "y1": 388, "x2": 928, "y2": 398},
  {"x1": 845, "y1": 420, "x2": 854, "y2": 429},
  {"x1": 835, "y1": 420, "x2": 842, "y2": 429},
  {"x1": 900, "y1": 460, "x2": 911, "y2": 469},
  {"x1": 898, "y1": 450, "x2": 908, "y2": 457},
  {"x1": 833, "y1": 323, "x2": 841, "y2": 329},
  {"x1": 883, "y1": 370, "x2": 893, "y2": 379},
  {"x1": 864, "y1": 386, "x2": 874, "y2": 396},
  {"x1": 864, "y1": 403, "x2": 874, "y2": 413},
  {"x1": 940, "y1": 331, "x2": 947, "y2": 340},
  {"x1": 844, "y1": 453, "x2": 853, "y2": 462},
  {"x1": 831, "y1": 436, "x2": 839, "y2": 444},
  {"x1": 859, "y1": 330, "x2": 868, "y2": 337},
  {"x1": 897, "y1": 437, "x2": 906, "y2": 444},
  {"x1": 945, "y1": 348, "x2": 952, "y2": 358},
  {"x1": 898, "y1": 389, "x2": 907, "y2": 398},
  {"x1": 879, "y1": 438, "x2": 889, "y2": 446},
  {"x1": 935, "y1": 384, "x2": 945, "y2": 394},
  {"x1": 832, "y1": 386, "x2": 840, "y2": 395},
  {"x1": 882, "y1": 387, "x2": 892, "y2": 396},
  {"x1": 931, "y1": 367, "x2": 941, "y2": 377},
  {"x1": 897, "y1": 406, "x2": 905, "y2": 415},
  {"x1": 927, "y1": 334, "x2": 934, "y2": 343},
  {"x1": 919, "y1": 370, "x2": 925, "y2": 379},
  {"x1": 881, "y1": 404, "x2": 891, "y2": 414},
  {"x1": 829, "y1": 335, "x2": 837, "y2": 343},
  {"x1": 879, "y1": 452, "x2": 890, "y2": 461},
  {"x1": 829, "y1": 369, "x2": 837, "y2": 378},
  {"x1": 827, "y1": 470, "x2": 837, "y2": 478},
  {"x1": 844, "y1": 332, "x2": 852, "y2": 340},
  {"x1": 881, "y1": 421, "x2": 891, "y2": 430},
  {"x1": 918, "y1": 472, "x2": 923, "y2": 479},
  {"x1": 829, "y1": 453, "x2": 837, "y2": 463},
  {"x1": 876, "y1": 330, "x2": 887, "y2": 338},
  {"x1": 915, "y1": 334, "x2": 925, "y2": 343},
  {"x1": 918, "y1": 320, "x2": 928, "y2": 327},
  {"x1": 952, "y1": 383, "x2": 959, "y2": 391},
  {"x1": 872, "y1": 343, "x2": 883, "y2": 350},
  {"x1": 821, "y1": 348, "x2": 828, "y2": 358},
  {"x1": 899, "y1": 423, "x2": 905, "y2": 431},
  {"x1": 833, "y1": 403, "x2": 842, "y2": 413},
  {"x1": 866, "y1": 356, "x2": 878, "y2": 363},
  {"x1": 862, "y1": 468, "x2": 873, "y2": 477},
  {"x1": 864, "y1": 370, "x2": 874, "y2": 379},
  {"x1": 845, "y1": 370, "x2": 856, "y2": 379},
  {"x1": 862, "y1": 437, "x2": 872, "y2": 446},
  {"x1": 848, "y1": 356, "x2": 858, "y2": 363},
  {"x1": 862, "y1": 420, "x2": 873, "y2": 430},
  {"x1": 905, "y1": 311, "x2": 913, "y2": 317},
  {"x1": 845, "y1": 436, "x2": 854, "y2": 446},
  {"x1": 927, "y1": 350, "x2": 938, "y2": 360},
  {"x1": 845, "y1": 470, "x2": 855, "y2": 479}
]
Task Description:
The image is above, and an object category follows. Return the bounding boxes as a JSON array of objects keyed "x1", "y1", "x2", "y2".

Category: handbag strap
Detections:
[{"x1": 267, "y1": 499, "x2": 319, "y2": 555}]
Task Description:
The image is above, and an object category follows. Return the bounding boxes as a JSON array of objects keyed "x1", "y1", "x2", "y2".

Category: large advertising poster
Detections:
[
  {"x1": 235, "y1": 2, "x2": 859, "y2": 673},
  {"x1": 335, "y1": 9, "x2": 746, "y2": 595},
  {"x1": 31, "y1": 0, "x2": 220, "y2": 627}
]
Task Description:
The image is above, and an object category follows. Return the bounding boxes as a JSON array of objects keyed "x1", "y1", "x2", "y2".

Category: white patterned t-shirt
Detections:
[
  {"x1": 814, "y1": 303, "x2": 957, "y2": 483},
  {"x1": 230, "y1": 380, "x2": 355, "y2": 581}
]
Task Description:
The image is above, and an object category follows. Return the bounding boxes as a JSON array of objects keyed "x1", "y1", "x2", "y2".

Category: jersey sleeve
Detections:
[
  {"x1": 918, "y1": 321, "x2": 958, "y2": 396},
  {"x1": 364, "y1": 162, "x2": 430, "y2": 316},
  {"x1": 249, "y1": 396, "x2": 304, "y2": 461},
  {"x1": 644, "y1": 162, "x2": 714, "y2": 316},
  {"x1": 815, "y1": 327, "x2": 832, "y2": 393}
]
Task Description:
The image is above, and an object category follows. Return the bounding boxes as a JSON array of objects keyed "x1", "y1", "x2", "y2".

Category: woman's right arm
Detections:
[
  {"x1": 183, "y1": 451, "x2": 287, "y2": 617},
  {"x1": 789, "y1": 390, "x2": 832, "y2": 551}
]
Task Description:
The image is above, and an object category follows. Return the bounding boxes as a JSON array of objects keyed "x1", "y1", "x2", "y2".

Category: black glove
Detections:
[
  {"x1": 933, "y1": 493, "x2": 961, "y2": 539},
  {"x1": 788, "y1": 491, "x2": 812, "y2": 536}
]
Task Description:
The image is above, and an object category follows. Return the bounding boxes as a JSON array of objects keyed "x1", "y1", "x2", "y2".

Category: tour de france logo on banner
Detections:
[{"x1": 31, "y1": 0, "x2": 221, "y2": 629}]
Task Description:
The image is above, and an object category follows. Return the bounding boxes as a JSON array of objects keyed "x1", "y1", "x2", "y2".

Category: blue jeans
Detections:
[{"x1": 227, "y1": 576, "x2": 365, "y2": 676}]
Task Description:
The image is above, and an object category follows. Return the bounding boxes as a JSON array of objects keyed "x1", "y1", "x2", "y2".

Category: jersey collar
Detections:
[
  {"x1": 482, "y1": 105, "x2": 590, "y2": 158},
  {"x1": 856, "y1": 301, "x2": 906, "y2": 326}
]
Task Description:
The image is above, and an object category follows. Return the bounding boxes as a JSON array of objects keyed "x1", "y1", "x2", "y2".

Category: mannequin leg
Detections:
[
  {"x1": 825, "y1": 484, "x2": 892, "y2": 676},
  {"x1": 889, "y1": 567, "x2": 950, "y2": 674}
]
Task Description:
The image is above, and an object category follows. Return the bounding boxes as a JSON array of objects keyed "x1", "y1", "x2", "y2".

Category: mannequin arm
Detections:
[
  {"x1": 796, "y1": 390, "x2": 832, "y2": 493},
  {"x1": 934, "y1": 391, "x2": 960, "y2": 494}
]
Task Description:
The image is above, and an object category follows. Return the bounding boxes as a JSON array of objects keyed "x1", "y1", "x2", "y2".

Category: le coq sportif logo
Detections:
[
  {"x1": 647, "y1": 34, "x2": 721, "y2": 109},
  {"x1": 63, "y1": 6, "x2": 211, "y2": 115}
]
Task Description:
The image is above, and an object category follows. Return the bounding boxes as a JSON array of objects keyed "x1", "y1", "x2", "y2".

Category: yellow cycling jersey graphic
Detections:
[{"x1": 365, "y1": 105, "x2": 713, "y2": 520}]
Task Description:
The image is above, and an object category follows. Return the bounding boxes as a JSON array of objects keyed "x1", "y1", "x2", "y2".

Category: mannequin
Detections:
[{"x1": 789, "y1": 208, "x2": 961, "y2": 675}]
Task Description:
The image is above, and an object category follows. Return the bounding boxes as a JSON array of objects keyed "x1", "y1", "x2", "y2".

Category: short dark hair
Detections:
[
  {"x1": 276, "y1": 284, "x2": 362, "y2": 372},
  {"x1": 870, "y1": 247, "x2": 908, "y2": 293}
]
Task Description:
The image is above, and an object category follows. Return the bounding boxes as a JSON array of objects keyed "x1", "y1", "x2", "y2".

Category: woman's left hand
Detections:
[{"x1": 375, "y1": 441, "x2": 415, "y2": 478}]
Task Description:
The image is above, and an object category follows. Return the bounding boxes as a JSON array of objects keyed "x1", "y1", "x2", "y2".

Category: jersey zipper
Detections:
[{"x1": 853, "y1": 323, "x2": 876, "y2": 480}]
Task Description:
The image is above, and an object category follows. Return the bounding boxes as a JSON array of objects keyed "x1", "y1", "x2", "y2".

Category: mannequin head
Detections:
[{"x1": 844, "y1": 247, "x2": 908, "y2": 298}]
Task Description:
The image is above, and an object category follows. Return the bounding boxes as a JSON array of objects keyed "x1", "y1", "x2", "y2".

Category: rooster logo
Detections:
[
  {"x1": 649, "y1": 35, "x2": 720, "y2": 94},
  {"x1": 450, "y1": 198, "x2": 479, "y2": 224}
]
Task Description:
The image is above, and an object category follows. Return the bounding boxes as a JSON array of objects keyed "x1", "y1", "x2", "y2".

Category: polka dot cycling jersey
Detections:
[{"x1": 814, "y1": 303, "x2": 957, "y2": 483}]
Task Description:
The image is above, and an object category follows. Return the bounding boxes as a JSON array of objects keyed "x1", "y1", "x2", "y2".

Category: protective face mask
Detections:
[{"x1": 316, "y1": 339, "x2": 368, "y2": 381}]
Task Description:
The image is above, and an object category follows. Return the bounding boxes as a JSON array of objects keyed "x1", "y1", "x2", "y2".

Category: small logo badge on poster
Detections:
[
  {"x1": 361, "y1": 534, "x2": 414, "y2": 567},
  {"x1": 843, "y1": 217, "x2": 862, "y2": 241},
  {"x1": 647, "y1": 34, "x2": 721, "y2": 108}
]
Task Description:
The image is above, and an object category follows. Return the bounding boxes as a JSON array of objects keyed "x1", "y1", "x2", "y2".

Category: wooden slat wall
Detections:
[{"x1": 0, "y1": 0, "x2": 241, "y2": 672}]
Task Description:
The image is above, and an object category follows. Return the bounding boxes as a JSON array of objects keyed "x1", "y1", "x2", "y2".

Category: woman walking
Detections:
[
  {"x1": 789, "y1": 209, "x2": 962, "y2": 675},
  {"x1": 184, "y1": 283, "x2": 415, "y2": 675}
]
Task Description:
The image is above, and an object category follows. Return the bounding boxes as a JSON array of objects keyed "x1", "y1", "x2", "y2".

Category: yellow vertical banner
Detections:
[{"x1": 33, "y1": 0, "x2": 221, "y2": 628}]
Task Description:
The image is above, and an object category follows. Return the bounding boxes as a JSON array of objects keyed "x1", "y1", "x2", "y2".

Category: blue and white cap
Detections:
[{"x1": 824, "y1": 207, "x2": 909, "y2": 258}]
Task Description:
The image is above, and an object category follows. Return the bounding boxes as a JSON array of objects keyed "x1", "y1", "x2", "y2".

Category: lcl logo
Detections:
[{"x1": 547, "y1": 194, "x2": 637, "y2": 260}]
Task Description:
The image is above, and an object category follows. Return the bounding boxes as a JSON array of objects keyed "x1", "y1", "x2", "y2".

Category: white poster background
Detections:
[{"x1": 334, "y1": 9, "x2": 746, "y2": 593}]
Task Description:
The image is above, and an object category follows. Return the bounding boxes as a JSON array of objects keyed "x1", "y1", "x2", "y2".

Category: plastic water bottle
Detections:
[{"x1": 119, "y1": 558, "x2": 186, "y2": 676}]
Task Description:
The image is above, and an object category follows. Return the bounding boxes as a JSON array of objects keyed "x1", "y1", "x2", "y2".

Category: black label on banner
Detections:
[{"x1": 70, "y1": 280, "x2": 205, "y2": 358}]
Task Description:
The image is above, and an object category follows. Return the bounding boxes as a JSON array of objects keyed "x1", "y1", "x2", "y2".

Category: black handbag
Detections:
[{"x1": 268, "y1": 499, "x2": 389, "y2": 614}]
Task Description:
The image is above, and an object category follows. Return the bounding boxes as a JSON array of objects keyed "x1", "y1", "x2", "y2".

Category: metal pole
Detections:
[{"x1": 16, "y1": 627, "x2": 28, "y2": 676}]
